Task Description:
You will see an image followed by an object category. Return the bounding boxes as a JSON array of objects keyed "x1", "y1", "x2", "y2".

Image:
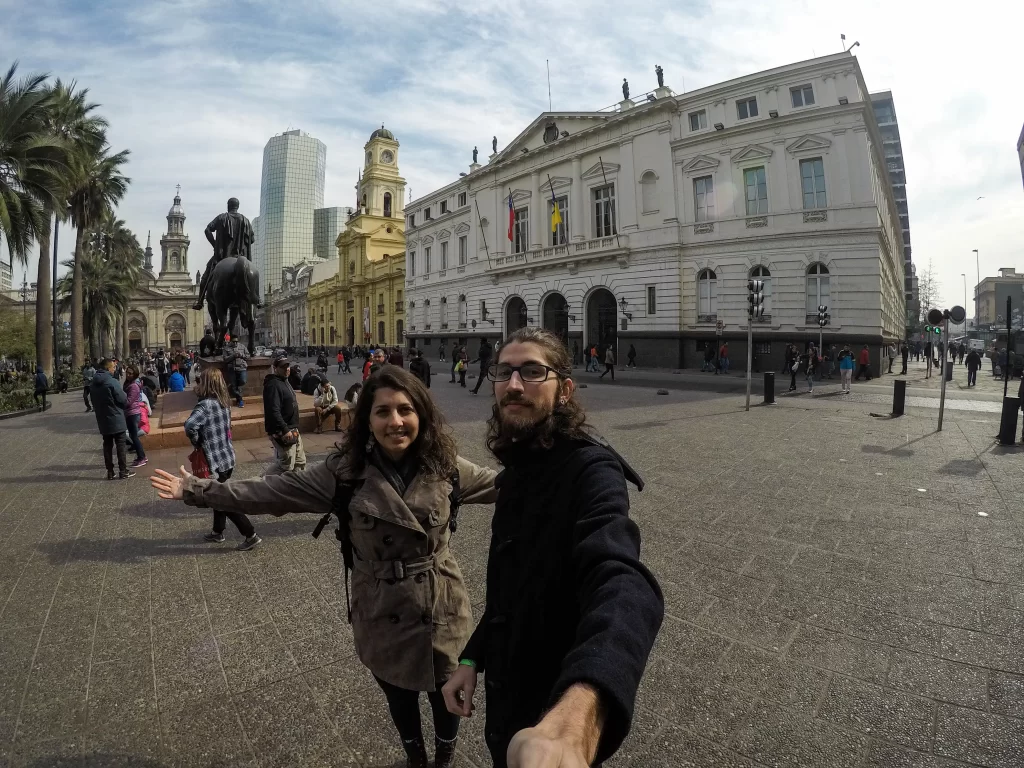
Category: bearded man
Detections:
[{"x1": 442, "y1": 327, "x2": 663, "y2": 767}]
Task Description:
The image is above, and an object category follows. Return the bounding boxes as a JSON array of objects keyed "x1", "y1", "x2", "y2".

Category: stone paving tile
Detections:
[
  {"x1": 816, "y1": 675, "x2": 935, "y2": 752},
  {"x1": 933, "y1": 703, "x2": 1024, "y2": 767},
  {"x1": 3, "y1": 381, "x2": 1024, "y2": 765}
]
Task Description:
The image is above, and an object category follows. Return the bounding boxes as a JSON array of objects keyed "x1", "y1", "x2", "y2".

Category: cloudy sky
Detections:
[{"x1": 3, "y1": 0, "x2": 1022, "y2": 312}]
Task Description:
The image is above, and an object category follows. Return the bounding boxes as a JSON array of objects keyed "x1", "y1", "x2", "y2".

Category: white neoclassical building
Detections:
[{"x1": 404, "y1": 52, "x2": 904, "y2": 370}]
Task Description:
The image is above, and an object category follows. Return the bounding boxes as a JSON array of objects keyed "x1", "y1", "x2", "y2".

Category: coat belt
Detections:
[{"x1": 353, "y1": 546, "x2": 448, "y2": 581}]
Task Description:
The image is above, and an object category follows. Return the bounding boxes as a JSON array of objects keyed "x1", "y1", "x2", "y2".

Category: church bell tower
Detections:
[{"x1": 159, "y1": 185, "x2": 191, "y2": 284}]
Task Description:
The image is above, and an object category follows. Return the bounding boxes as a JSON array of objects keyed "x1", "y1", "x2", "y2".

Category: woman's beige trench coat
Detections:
[{"x1": 182, "y1": 450, "x2": 497, "y2": 691}]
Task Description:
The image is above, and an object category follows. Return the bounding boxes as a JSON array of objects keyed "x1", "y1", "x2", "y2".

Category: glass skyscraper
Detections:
[
  {"x1": 257, "y1": 130, "x2": 326, "y2": 285},
  {"x1": 313, "y1": 206, "x2": 354, "y2": 262}
]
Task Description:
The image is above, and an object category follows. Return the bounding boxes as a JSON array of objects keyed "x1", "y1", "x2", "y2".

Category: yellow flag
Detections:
[{"x1": 550, "y1": 198, "x2": 563, "y2": 233}]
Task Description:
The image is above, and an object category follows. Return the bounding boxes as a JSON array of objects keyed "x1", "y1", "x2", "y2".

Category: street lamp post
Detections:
[
  {"x1": 20, "y1": 278, "x2": 28, "y2": 319},
  {"x1": 962, "y1": 274, "x2": 968, "y2": 336},
  {"x1": 973, "y1": 249, "x2": 980, "y2": 328}
]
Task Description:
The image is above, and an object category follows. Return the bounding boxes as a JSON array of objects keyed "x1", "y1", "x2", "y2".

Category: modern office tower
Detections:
[{"x1": 313, "y1": 206, "x2": 353, "y2": 262}]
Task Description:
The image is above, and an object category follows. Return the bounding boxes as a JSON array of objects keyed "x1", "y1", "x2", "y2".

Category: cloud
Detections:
[{"x1": 3, "y1": 0, "x2": 1022, "y2": 314}]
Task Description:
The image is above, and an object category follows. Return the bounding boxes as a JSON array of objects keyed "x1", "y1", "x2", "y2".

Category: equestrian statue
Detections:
[{"x1": 193, "y1": 197, "x2": 261, "y2": 354}]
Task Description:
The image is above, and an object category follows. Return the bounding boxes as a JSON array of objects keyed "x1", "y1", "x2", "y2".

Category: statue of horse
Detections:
[{"x1": 205, "y1": 256, "x2": 259, "y2": 355}]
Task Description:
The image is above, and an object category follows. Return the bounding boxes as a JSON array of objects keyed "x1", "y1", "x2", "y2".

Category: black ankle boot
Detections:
[
  {"x1": 402, "y1": 737, "x2": 428, "y2": 768},
  {"x1": 434, "y1": 736, "x2": 457, "y2": 768}
]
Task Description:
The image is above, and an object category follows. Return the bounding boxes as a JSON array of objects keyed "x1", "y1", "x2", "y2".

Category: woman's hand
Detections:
[
  {"x1": 150, "y1": 466, "x2": 193, "y2": 500},
  {"x1": 441, "y1": 665, "x2": 477, "y2": 717}
]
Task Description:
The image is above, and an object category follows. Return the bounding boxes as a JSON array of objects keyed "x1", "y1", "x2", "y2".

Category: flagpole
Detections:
[
  {"x1": 546, "y1": 59, "x2": 552, "y2": 111},
  {"x1": 547, "y1": 173, "x2": 568, "y2": 246},
  {"x1": 598, "y1": 156, "x2": 616, "y2": 234},
  {"x1": 473, "y1": 199, "x2": 492, "y2": 269}
]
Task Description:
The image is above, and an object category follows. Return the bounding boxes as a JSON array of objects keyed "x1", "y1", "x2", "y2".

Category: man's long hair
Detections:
[
  {"x1": 485, "y1": 327, "x2": 589, "y2": 458},
  {"x1": 337, "y1": 365, "x2": 458, "y2": 479}
]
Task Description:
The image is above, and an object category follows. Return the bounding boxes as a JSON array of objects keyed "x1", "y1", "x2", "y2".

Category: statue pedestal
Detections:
[
  {"x1": 619, "y1": 99, "x2": 635, "y2": 111},
  {"x1": 469, "y1": 162, "x2": 481, "y2": 172},
  {"x1": 199, "y1": 355, "x2": 274, "y2": 398},
  {"x1": 488, "y1": 153, "x2": 498, "y2": 162},
  {"x1": 654, "y1": 86, "x2": 673, "y2": 99}
]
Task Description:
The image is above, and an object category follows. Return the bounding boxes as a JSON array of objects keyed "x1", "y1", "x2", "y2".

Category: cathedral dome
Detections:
[
  {"x1": 167, "y1": 194, "x2": 184, "y2": 218},
  {"x1": 370, "y1": 125, "x2": 395, "y2": 141}
]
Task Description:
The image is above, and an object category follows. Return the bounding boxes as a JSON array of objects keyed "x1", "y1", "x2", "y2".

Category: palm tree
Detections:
[
  {"x1": 66, "y1": 145, "x2": 129, "y2": 368},
  {"x1": 90, "y1": 212, "x2": 142, "y2": 356},
  {"x1": 33, "y1": 79, "x2": 106, "y2": 376},
  {"x1": 0, "y1": 63, "x2": 68, "y2": 330}
]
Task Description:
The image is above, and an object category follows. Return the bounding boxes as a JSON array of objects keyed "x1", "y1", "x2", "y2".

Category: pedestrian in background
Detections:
[
  {"x1": 33, "y1": 366, "x2": 48, "y2": 412},
  {"x1": 168, "y1": 367, "x2": 186, "y2": 392},
  {"x1": 718, "y1": 341, "x2": 730, "y2": 374},
  {"x1": 626, "y1": 343, "x2": 637, "y2": 369},
  {"x1": 90, "y1": 358, "x2": 134, "y2": 479},
  {"x1": 966, "y1": 348, "x2": 981, "y2": 387},
  {"x1": 82, "y1": 360, "x2": 96, "y2": 412},
  {"x1": 827, "y1": 344, "x2": 838, "y2": 379},
  {"x1": 409, "y1": 348, "x2": 431, "y2": 388},
  {"x1": 599, "y1": 344, "x2": 616, "y2": 381},
  {"x1": 803, "y1": 347, "x2": 817, "y2": 392},
  {"x1": 438, "y1": 341, "x2": 447, "y2": 363},
  {"x1": 855, "y1": 345, "x2": 872, "y2": 381},
  {"x1": 123, "y1": 364, "x2": 148, "y2": 468},
  {"x1": 263, "y1": 356, "x2": 306, "y2": 473},
  {"x1": 887, "y1": 342, "x2": 897, "y2": 374},
  {"x1": 900, "y1": 342, "x2": 909, "y2": 375},
  {"x1": 313, "y1": 376, "x2": 347, "y2": 433},
  {"x1": 337, "y1": 349, "x2": 344, "y2": 374},
  {"x1": 839, "y1": 346, "x2": 854, "y2": 393},
  {"x1": 470, "y1": 338, "x2": 493, "y2": 394},
  {"x1": 702, "y1": 344, "x2": 715, "y2": 372},
  {"x1": 185, "y1": 368, "x2": 261, "y2": 551},
  {"x1": 221, "y1": 341, "x2": 248, "y2": 407}
]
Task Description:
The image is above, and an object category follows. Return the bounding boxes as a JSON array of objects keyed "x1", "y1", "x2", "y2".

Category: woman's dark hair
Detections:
[
  {"x1": 485, "y1": 327, "x2": 588, "y2": 456},
  {"x1": 338, "y1": 364, "x2": 457, "y2": 479},
  {"x1": 343, "y1": 382, "x2": 362, "y2": 403}
]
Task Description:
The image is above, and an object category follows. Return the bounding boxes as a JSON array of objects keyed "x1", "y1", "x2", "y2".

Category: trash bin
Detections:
[
  {"x1": 998, "y1": 397, "x2": 1020, "y2": 445},
  {"x1": 763, "y1": 372, "x2": 775, "y2": 404},
  {"x1": 892, "y1": 379, "x2": 906, "y2": 416},
  {"x1": 945, "y1": 361, "x2": 954, "y2": 381}
]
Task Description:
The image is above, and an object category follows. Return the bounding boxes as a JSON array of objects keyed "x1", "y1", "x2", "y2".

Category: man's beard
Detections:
[{"x1": 497, "y1": 391, "x2": 556, "y2": 443}]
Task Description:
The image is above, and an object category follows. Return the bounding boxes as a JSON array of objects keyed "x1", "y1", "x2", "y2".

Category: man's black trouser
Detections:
[
  {"x1": 102, "y1": 432, "x2": 128, "y2": 474},
  {"x1": 211, "y1": 469, "x2": 254, "y2": 537},
  {"x1": 374, "y1": 675, "x2": 458, "y2": 743},
  {"x1": 471, "y1": 362, "x2": 489, "y2": 393},
  {"x1": 83, "y1": 386, "x2": 92, "y2": 410}
]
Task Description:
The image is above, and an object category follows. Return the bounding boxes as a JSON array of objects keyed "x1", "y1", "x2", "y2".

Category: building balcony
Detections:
[
  {"x1": 489, "y1": 234, "x2": 629, "y2": 273},
  {"x1": 395, "y1": 302, "x2": 403, "y2": 313}
]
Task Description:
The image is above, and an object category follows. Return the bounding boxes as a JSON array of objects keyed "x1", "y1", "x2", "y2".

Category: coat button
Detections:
[
  {"x1": 422, "y1": 614, "x2": 431, "y2": 625},
  {"x1": 383, "y1": 535, "x2": 394, "y2": 545},
  {"x1": 414, "y1": 573, "x2": 425, "y2": 584},
  {"x1": 389, "y1": 614, "x2": 400, "y2": 624}
]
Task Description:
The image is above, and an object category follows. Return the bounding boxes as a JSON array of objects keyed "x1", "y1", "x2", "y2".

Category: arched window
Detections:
[
  {"x1": 805, "y1": 263, "x2": 830, "y2": 319},
  {"x1": 640, "y1": 171, "x2": 658, "y2": 214},
  {"x1": 698, "y1": 269, "x2": 717, "y2": 319},
  {"x1": 170, "y1": 251, "x2": 180, "y2": 271},
  {"x1": 458, "y1": 294, "x2": 467, "y2": 326},
  {"x1": 384, "y1": 192, "x2": 392, "y2": 218},
  {"x1": 423, "y1": 299, "x2": 430, "y2": 328},
  {"x1": 750, "y1": 265, "x2": 772, "y2": 314},
  {"x1": 440, "y1": 296, "x2": 448, "y2": 327}
]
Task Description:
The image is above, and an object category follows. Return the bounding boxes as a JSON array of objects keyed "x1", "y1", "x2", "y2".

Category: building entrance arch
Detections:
[
  {"x1": 541, "y1": 292, "x2": 569, "y2": 346},
  {"x1": 585, "y1": 288, "x2": 617, "y2": 352},
  {"x1": 505, "y1": 296, "x2": 527, "y2": 336}
]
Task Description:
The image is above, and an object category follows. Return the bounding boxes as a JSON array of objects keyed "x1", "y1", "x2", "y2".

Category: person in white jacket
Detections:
[{"x1": 312, "y1": 376, "x2": 349, "y2": 433}]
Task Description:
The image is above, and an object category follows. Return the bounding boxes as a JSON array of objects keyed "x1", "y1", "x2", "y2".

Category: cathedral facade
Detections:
[{"x1": 123, "y1": 189, "x2": 207, "y2": 353}]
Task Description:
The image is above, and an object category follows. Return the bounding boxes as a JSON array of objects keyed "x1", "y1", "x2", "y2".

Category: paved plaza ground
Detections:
[{"x1": 1, "y1": 368, "x2": 1022, "y2": 767}]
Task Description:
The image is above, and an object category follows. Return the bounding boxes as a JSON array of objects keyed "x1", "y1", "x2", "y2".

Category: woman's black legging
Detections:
[{"x1": 374, "y1": 675, "x2": 459, "y2": 742}]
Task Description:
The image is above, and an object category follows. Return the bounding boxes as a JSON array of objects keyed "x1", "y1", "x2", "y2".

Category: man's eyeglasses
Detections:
[{"x1": 486, "y1": 363, "x2": 565, "y2": 383}]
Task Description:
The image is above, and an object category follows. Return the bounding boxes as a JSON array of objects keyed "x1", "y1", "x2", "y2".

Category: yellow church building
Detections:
[{"x1": 308, "y1": 126, "x2": 407, "y2": 349}]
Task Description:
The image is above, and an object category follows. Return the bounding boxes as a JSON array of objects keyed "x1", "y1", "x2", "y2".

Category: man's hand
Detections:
[
  {"x1": 507, "y1": 728, "x2": 590, "y2": 768},
  {"x1": 151, "y1": 466, "x2": 193, "y2": 500},
  {"x1": 441, "y1": 665, "x2": 477, "y2": 717}
]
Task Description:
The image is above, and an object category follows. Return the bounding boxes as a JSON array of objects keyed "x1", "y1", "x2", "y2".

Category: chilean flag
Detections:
[{"x1": 507, "y1": 193, "x2": 515, "y2": 242}]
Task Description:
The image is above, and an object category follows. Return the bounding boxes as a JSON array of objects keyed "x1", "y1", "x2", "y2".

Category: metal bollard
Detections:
[
  {"x1": 763, "y1": 372, "x2": 775, "y2": 404},
  {"x1": 945, "y1": 361, "x2": 954, "y2": 382},
  {"x1": 892, "y1": 379, "x2": 906, "y2": 417},
  {"x1": 997, "y1": 397, "x2": 1020, "y2": 445}
]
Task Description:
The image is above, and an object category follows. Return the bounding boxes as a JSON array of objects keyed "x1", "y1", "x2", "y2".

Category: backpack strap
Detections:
[
  {"x1": 312, "y1": 480, "x2": 362, "y2": 622},
  {"x1": 448, "y1": 471, "x2": 461, "y2": 533}
]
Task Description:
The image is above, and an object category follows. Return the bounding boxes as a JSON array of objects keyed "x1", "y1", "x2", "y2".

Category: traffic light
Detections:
[
  {"x1": 817, "y1": 305, "x2": 830, "y2": 327},
  {"x1": 925, "y1": 325, "x2": 941, "y2": 336},
  {"x1": 747, "y1": 280, "x2": 765, "y2": 319}
]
